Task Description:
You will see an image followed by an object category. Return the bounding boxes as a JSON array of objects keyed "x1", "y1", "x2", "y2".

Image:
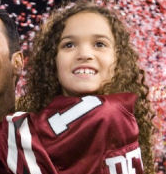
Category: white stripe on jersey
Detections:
[
  {"x1": 7, "y1": 112, "x2": 26, "y2": 174},
  {"x1": 20, "y1": 118, "x2": 42, "y2": 174}
]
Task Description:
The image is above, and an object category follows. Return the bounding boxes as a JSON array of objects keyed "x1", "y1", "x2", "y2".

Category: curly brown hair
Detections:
[{"x1": 17, "y1": 1, "x2": 154, "y2": 173}]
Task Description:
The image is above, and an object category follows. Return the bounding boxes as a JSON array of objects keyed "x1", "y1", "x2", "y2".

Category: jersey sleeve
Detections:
[
  {"x1": 102, "y1": 93, "x2": 143, "y2": 174},
  {"x1": 110, "y1": 92, "x2": 138, "y2": 113},
  {"x1": 0, "y1": 112, "x2": 59, "y2": 174}
]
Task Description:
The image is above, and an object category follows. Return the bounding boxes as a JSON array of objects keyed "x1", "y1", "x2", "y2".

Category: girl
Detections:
[{"x1": 1, "y1": 1, "x2": 154, "y2": 174}]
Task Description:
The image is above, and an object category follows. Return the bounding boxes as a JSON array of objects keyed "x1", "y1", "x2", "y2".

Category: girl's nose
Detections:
[{"x1": 76, "y1": 45, "x2": 94, "y2": 61}]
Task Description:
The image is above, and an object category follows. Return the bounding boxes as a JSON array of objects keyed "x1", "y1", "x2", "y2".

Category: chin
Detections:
[
  {"x1": 63, "y1": 88, "x2": 99, "y2": 97},
  {"x1": 73, "y1": 89, "x2": 99, "y2": 97}
]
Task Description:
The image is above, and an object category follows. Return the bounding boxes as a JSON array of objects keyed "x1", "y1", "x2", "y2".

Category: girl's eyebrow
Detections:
[
  {"x1": 60, "y1": 34, "x2": 113, "y2": 42},
  {"x1": 60, "y1": 35, "x2": 75, "y2": 42},
  {"x1": 93, "y1": 34, "x2": 113, "y2": 42}
]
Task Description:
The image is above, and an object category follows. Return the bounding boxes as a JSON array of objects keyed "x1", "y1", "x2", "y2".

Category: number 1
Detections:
[{"x1": 48, "y1": 96, "x2": 102, "y2": 135}]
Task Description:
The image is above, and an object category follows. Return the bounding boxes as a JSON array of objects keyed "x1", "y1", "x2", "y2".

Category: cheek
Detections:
[
  {"x1": 0, "y1": 56, "x2": 12, "y2": 73},
  {"x1": 0, "y1": 43, "x2": 10, "y2": 59},
  {"x1": 102, "y1": 58, "x2": 116, "y2": 79},
  {"x1": 56, "y1": 57, "x2": 68, "y2": 81},
  {"x1": 0, "y1": 63, "x2": 13, "y2": 92},
  {"x1": 56, "y1": 61, "x2": 62, "y2": 81}
]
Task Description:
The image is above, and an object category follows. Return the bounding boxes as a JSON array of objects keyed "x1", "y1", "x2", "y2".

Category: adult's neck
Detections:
[{"x1": 0, "y1": 90, "x2": 15, "y2": 122}]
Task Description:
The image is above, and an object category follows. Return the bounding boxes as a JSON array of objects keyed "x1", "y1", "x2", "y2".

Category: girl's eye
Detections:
[
  {"x1": 63, "y1": 42, "x2": 75, "y2": 48},
  {"x1": 95, "y1": 41, "x2": 106, "y2": 48}
]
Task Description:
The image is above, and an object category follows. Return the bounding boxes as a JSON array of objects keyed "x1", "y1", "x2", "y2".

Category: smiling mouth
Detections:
[{"x1": 73, "y1": 68, "x2": 97, "y2": 75}]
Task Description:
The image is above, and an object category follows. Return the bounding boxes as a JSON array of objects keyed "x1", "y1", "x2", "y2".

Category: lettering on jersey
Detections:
[
  {"x1": 48, "y1": 96, "x2": 102, "y2": 135},
  {"x1": 105, "y1": 147, "x2": 143, "y2": 174}
]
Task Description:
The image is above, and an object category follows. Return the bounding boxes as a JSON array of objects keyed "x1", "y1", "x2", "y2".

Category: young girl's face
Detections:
[{"x1": 56, "y1": 11, "x2": 116, "y2": 96}]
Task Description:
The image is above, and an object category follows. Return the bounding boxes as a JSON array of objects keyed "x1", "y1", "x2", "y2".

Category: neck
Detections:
[{"x1": 0, "y1": 90, "x2": 15, "y2": 122}]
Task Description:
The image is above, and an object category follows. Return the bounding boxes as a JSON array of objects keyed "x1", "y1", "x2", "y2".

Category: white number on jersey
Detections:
[{"x1": 48, "y1": 96, "x2": 102, "y2": 135}]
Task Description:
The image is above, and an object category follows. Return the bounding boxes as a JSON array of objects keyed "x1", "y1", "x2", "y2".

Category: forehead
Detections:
[
  {"x1": 62, "y1": 12, "x2": 113, "y2": 38},
  {"x1": 0, "y1": 19, "x2": 6, "y2": 38},
  {"x1": 0, "y1": 19, "x2": 5, "y2": 32},
  {"x1": 0, "y1": 19, "x2": 9, "y2": 52}
]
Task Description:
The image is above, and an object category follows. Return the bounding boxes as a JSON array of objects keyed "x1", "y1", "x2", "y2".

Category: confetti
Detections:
[{"x1": 0, "y1": 1, "x2": 166, "y2": 172}]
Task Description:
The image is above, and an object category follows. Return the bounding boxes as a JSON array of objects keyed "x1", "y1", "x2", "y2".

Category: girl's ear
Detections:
[{"x1": 11, "y1": 51, "x2": 23, "y2": 76}]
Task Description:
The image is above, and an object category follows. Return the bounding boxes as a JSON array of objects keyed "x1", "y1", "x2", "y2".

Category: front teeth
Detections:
[{"x1": 74, "y1": 68, "x2": 95, "y2": 75}]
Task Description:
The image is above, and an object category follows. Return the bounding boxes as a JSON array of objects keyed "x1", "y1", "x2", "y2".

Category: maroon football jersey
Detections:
[{"x1": 0, "y1": 93, "x2": 143, "y2": 174}]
